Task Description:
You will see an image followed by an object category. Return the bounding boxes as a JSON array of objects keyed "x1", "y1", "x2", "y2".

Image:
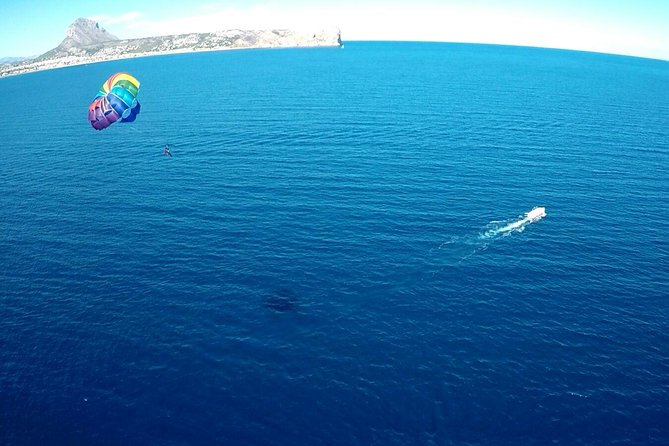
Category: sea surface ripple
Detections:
[{"x1": 1, "y1": 42, "x2": 668, "y2": 445}]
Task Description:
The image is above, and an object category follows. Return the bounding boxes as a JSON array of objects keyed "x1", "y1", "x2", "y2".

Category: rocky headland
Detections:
[{"x1": 1, "y1": 18, "x2": 342, "y2": 77}]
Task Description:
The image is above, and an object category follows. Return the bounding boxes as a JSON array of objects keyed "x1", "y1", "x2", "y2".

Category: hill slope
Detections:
[{"x1": 1, "y1": 18, "x2": 342, "y2": 77}]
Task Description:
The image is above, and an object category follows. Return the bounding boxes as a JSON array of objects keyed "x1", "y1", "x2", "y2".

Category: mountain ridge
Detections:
[{"x1": 1, "y1": 18, "x2": 342, "y2": 77}]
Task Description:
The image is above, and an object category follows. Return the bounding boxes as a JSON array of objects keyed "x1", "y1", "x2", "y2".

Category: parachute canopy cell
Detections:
[{"x1": 88, "y1": 72, "x2": 141, "y2": 131}]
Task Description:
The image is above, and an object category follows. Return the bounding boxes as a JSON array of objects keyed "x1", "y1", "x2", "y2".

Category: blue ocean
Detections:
[{"x1": 1, "y1": 42, "x2": 668, "y2": 445}]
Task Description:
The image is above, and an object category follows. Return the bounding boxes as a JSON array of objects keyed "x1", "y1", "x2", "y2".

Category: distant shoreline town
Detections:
[{"x1": 0, "y1": 18, "x2": 342, "y2": 78}]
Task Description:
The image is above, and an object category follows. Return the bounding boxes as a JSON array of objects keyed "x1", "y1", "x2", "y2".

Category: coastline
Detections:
[
  {"x1": 0, "y1": 28, "x2": 342, "y2": 79},
  {"x1": 0, "y1": 43, "x2": 342, "y2": 78}
]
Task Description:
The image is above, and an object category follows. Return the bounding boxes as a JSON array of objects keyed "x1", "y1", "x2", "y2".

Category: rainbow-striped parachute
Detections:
[{"x1": 88, "y1": 72, "x2": 141, "y2": 131}]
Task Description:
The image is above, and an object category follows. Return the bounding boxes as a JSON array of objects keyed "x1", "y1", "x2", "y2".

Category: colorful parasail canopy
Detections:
[{"x1": 88, "y1": 72, "x2": 141, "y2": 131}]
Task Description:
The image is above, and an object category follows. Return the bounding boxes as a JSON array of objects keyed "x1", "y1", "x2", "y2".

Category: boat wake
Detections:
[
  {"x1": 480, "y1": 206, "x2": 546, "y2": 239},
  {"x1": 435, "y1": 207, "x2": 547, "y2": 263}
]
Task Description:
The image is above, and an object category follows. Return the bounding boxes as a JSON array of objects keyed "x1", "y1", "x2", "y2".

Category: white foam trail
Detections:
[
  {"x1": 482, "y1": 207, "x2": 546, "y2": 239},
  {"x1": 433, "y1": 207, "x2": 547, "y2": 265}
]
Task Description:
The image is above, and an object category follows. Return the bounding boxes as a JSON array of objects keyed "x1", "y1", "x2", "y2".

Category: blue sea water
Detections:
[{"x1": 1, "y1": 42, "x2": 668, "y2": 445}]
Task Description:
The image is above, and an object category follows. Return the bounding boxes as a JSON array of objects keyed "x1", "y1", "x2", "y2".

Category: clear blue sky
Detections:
[{"x1": 1, "y1": 0, "x2": 668, "y2": 59}]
